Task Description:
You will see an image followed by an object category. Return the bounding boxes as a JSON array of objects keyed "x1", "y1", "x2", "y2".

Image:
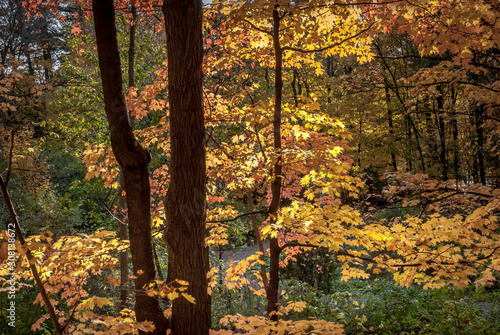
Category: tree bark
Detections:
[
  {"x1": 92, "y1": 1, "x2": 168, "y2": 333},
  {"x1": 162, "y1": 0, "x2": 210, "y2": 334}
]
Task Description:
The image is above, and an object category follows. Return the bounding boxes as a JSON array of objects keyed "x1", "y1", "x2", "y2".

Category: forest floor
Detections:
[{"x1": 220, "y1": 241, "x2": 269, "y2": 264}]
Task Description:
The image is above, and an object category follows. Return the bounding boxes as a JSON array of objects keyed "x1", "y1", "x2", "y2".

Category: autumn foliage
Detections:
[{"x1": 1, "y1": 0, "x2": 499, "y2": 334}]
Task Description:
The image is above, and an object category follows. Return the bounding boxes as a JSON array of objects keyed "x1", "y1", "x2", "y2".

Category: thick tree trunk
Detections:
[
  {"x1": 162, "y1": 1, "x2": 210, "y2": 334},
  {"x1": 92, "y1": 1, "x2": 168, "y2": 334}
]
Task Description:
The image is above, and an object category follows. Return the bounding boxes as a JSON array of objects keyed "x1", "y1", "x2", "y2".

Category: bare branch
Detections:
[
  {"x1": 243, "y1": 19, "x2": 272, "y2": 36},
  {"x1": 282, "y1": 22, "x2": 374, "y2": 54},
  {"x1": 207, "y1": 210, "x2": 268, "y2": 223},
  {"x1": 5, "y1": 130, "x2": 14, "y2": 187}
]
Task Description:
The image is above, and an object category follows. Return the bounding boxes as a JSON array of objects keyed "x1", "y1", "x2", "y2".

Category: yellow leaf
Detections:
[
  {"x1": 94, "y1": 297, "x2": 114, "y2": 308},
  {"x1": 176, "y1": 279, "x2": 189, "y2": 286},
  {"x1": 167, "y1": 291, "x2": 179, "y2": 300},
  {"x1": 182, "y1": 293, "x2": 196, "y2": 304}
]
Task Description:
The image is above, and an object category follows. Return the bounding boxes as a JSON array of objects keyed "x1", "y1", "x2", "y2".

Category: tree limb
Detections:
[{"x1": 207, "y1": 210, "x2": 268, "y2": 223}]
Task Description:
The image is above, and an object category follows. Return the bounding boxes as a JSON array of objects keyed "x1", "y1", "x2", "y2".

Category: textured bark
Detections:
[
  {"x1": 162, "y1": 0, "x2": 210, "y2": 334},
  {"x1": 92, "y1": 1, "x2": 168, "y2": 333}
]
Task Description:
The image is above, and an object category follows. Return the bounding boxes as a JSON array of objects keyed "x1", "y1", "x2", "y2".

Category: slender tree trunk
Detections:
[
  {"x1": 292, "y1": 68, "x2": 298, "y2": 107},
  {"x1": 406, "y1": 117, "x2": 413, "y2": 172},
  {"x1": 475, "y1": 106, "x2": 486, "y2": 184},
  {"x1": 128, "y1": 4, "x2": 137, "y2": 89},
  {"x1": 162, "y1": 1, "x2": 210, "y2": 334},
  {"x1": 436, "y1": 85, "x2": 447, "y2": 180},
  {"x1": 357, "y1": 110, "x2": 363, "y2": 168},
  {"x1": 247, "y1": 191, "x2": 269, "y2": 290},
  {"x1": 119, "y1": 175, "x2": 129, "y2": 310},
  {"x1": 450, "y1": 88, "x2": 460, "y2": 183},
  {"x1": 452, "y1": 117, "x2": 460, "y2": 181},
  {"x1": 1, "y1": 175, "x2": 63, "y2": 334},
  {"x1": 266, "y1": 7, "x2": 284, "y2": 321},
  {"x1": 92, "y1": 1, "x2": 168, "y2": 333},
  {"x1": 118, "y1": 4, "x2": 137, "y2": 310},
  {"x1": 385, "y1": 84, "x2": 397, "y2": 171},
  {"x1": 407, "y1": 114, "x2": 425, "y2": 173},
  {"x1": 41, "y1": 17, "x2": 52, "y2": 81}
]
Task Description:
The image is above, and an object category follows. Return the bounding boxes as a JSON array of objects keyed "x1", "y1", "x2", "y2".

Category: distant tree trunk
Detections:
[
  {"x1": 162, "y1": 0, "x2": 210, "y2": 334},
  {"x1": 118, "y1": 4, "x2": 137, "y2": 310},
  {"x1": 436, "y1": 85, "x2": 447, "y2": 180},
  {"x1": 406, "y1": 117, "x2": 413, "y2": 172},
  {"x1": 407, "y1": 114, "x2": 425, "y2": 174},
  {"x1": 475, "y1": 105, "x2": 486, "y2": 184},
  {"x1": 450, "y1": 88, "x2": 460, "y2": 183},
  {"x1": 41, "y1": 18, "x2": 52, "y2": 81},
  {"x1": 128, "y1": 4, "x2": 137, "y2": 89},
  {"x1": 92, "y1": 1, "x2": 168, "y2": 334},
  {"x1": 292, "y1": 68, "x2": 298, "y2": 107},
  {"x1": 357, "y1": 110, "x2": 363, "y2": 168},
  {"x1": 385, "y1": 84, "x2": 397, "y2": 171}
]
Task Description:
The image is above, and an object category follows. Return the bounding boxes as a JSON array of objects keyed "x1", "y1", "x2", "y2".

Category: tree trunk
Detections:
[
  {"x1": 118, "y1": 5, "x2": 137, "y2": 310},
  {"x1": 266, "y1": 7, "x2": 284, "y2": 321},
  {"x1": 475, "y1": 106, "x2": 486, "y2": 184},
  {"x1": 450, "y1": 88, "x2": 460, "y2": 183},
  {"x1": 436, "y1": 85, "x2": 447, "y2": 180},
  {"x1": 385, "y1": 84, "x2": 397, "y2": 171},
  {"x1": 406, "y1": 117, "x2": 413, "y2": 172},
  {"x1": 92, "y1": 1, "x2": 168, "y2": 333},
  {"x1": 162, "y1": 1, "x2": 210, "y2": 334},
  {"x1": 119, "y1": 175, "x2": 129, "y2": 311},
  {"x1": 407, "y1": 114, "x2": 425, "y2": 174},
  {"x1": 128, "y1": 4, "x2": 137, "y2": 89},
  {"x1": 1, "y1": 174, "x2": 63, "y2": 335}
]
